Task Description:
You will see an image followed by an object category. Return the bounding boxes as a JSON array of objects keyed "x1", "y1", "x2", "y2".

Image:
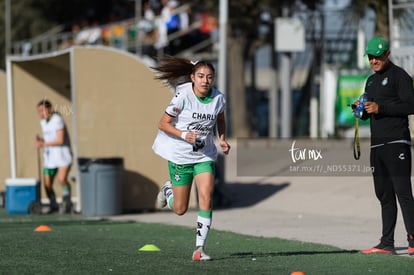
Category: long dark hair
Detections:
[{"x1": 151, "y1": 56, "x2": 215, "y2": 87}]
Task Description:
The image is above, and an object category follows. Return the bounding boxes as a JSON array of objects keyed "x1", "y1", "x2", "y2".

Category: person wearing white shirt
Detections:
[
  {"x1": 35, "y1": 100, "x2": 73, "y2": 214},
  {"x1": 152, "y1": 57, "x2": 230, "y2": 261}
]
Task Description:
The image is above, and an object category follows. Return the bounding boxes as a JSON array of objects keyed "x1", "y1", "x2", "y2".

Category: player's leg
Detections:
[
  {"x1": 192, "y1": 161, "x2": 215, "y2": 261},
  {"x1": 57, "y1": 165, "x2": 72, "y2": 213},
  {"x1": 157, "y1": 180, "x2": 192, "y2": 215},
  {"x1": 386, "y1": 144, "x2": 414, "y2": 254},
  {"x1": 170, "y1": 184, "x2": 192, "y2": 215},
  {"x1": 157, "y1": 162, "x2": 193, "y2": 215},
  {"x1": 375, "y1": 146, "x2": 399, "y2": 248},
  {"x1": 157, "y1": 180, "x2": 172, "y2": 208},
  {"x1": 43, "y1": 169, "x2": 59, "y2": 213},
  {"x1": 362, "y1": 146, "x2": 396, "y2": 254},
  {"x1": 168, "y1": 162, "x2": 194, "y2": 215}
]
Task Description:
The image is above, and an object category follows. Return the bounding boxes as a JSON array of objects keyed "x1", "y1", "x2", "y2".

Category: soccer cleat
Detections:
[
  {"x1": 192, "y1": 247, "x2": 211, "y2": 261},
  {"x1": 408, "y1": 234, "x2": 414, "y2": 255},
  {"x1": 45, "y1": 205, "x2": 59, "y2": 214},
  {"x1": 361, "y1": 244, "x2": 395, "y2": 255},
  {"x1": 157, "y1": 181, "x2": 172, "y2": 208}
]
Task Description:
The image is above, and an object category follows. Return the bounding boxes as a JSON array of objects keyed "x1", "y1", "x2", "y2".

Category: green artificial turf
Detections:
[{"x1": 0, "y1": 210, "x2": 413, "y2": 274}]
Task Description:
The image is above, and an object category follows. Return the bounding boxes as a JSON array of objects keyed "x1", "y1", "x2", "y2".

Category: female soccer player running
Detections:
[{"x1": 152, "y1": 57, "x2": 230, "y2": 261}]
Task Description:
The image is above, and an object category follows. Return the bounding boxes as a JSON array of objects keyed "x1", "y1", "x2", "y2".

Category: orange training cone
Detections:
[{"x1": 34, "y1": 225, "x2": 52, "y2": 232}]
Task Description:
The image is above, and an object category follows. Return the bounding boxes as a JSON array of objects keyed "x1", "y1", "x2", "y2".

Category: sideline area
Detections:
[{"x1": 110, "y1": 138, "x2": 411, "y2": 255}]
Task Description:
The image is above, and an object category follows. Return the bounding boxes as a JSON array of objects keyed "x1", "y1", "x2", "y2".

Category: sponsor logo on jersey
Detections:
[
  {"x1": 192, "y1": 112, "x2": 217, "y2": 120},
  {"x1": 187, "y1": 121, "x2": 213, "y2": 135}
]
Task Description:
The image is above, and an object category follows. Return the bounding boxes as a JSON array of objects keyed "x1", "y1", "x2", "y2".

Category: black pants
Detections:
[{"x1": 371, "y1": 143, "x2": 414, "y2": 246}]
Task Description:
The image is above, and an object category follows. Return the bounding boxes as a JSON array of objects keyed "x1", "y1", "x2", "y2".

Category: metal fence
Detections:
[{"x1": 10, "y1": 4, "x2": 216, "y2": 59}]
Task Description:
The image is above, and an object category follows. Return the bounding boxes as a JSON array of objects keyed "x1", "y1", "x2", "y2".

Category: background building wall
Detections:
[{"x1": 3, "y1": 47, "x2": 173, "y2": 212}]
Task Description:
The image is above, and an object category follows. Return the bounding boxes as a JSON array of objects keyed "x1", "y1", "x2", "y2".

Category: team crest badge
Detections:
[{"x1": 382, "y1": 77, "x2": 388, "y2": 86}]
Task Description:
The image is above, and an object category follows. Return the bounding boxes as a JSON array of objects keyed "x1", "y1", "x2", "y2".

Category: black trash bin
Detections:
[{"x1": 78, "y1": 157, "x2": 123, "y2": 217}]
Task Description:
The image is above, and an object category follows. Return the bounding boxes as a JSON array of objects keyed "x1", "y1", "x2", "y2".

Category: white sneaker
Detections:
[
  {"x1": 192, "y1": 247, "x2": 211, "y2": 261},
  {"x1": 157, "y1": 181, "x2": 172, "y2": 208}
]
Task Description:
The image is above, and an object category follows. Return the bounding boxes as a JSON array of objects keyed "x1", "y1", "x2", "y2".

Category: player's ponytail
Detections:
[
  {"x1": 151, "y1": 56, "x2": 192, "y2": 87},
  {"x1": 151, "y1": 56, "x2": 215, "y2": 87}
]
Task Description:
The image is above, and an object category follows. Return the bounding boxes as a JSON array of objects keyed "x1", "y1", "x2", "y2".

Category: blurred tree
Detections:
[
  {"x1": 184, "y1": 0, "x2": 322, "y2": 137},
  {"x1": 349, "y1": 0, "x2": 414, "y2": 42},
  {"x1": 348, "y1": 0, "x2": 389, "y2": 38},
  {"x1": 0, "y1": 0, "x2": 56, "y2": 67},
  {"x1": 0, "y1": 0, "x2": 134, "y2": 69}
]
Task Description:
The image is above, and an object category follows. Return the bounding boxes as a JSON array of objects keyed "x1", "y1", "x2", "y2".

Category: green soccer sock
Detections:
[
  {"x1": 198, "y1": 209, "x2": 212, "y2": 219},
  {"x1": 167, "y1": 197, "x2": 174, "y2": 210},
  {"x1": 62, "y1": 185, "x2": 71, "y2": 197}
]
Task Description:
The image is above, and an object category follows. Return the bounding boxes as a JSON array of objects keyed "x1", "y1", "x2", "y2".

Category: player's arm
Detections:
[
  {"x1": 49, "y1": 129, "x2": 65, "y2": 146},
  {"x1": 159, "y1": 113, "x2": 181, "y2": 138},
  {"x1": 378, "y1": 73, "x2": 414, "y2": 116},
  {"x1": 216, "y1": 112, "x2": 230, "y2": 155},
  {"x1": 35, "y1": 129, "x2": 65, "y2": 147},
  {"x1": 34, "y1": 135, "x2": 44, "y2": 148},
  {"x1": 158, "y1": 113, "x2": 199, "y2": 142}
]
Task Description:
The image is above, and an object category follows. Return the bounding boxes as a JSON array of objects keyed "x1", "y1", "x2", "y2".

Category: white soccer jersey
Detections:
[
  {"x1": 40, "y1": 113, "x2": 72, "y2": 168},
  {"x1": 152, "y1": 82, "x2": 226, "y2": 164}
]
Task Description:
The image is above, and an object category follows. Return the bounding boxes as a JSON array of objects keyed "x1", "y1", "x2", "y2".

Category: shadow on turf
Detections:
[
  {"x1": 227, "y1": 249, "x2": 359, "y2": 258},
  {"x1": 226, "y1": 247, "x2": 412, "y2": 258},
  {"x1": 0, "y1": 213, "x2": 134, "y2": 228},
  {"x1": 213, "y1": 182, "x2": 290, "y2": 209}
]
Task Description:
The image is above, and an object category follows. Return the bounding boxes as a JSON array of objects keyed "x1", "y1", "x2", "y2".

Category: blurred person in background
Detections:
[{"x1": 35, "y1": 100, "x2": 73, "y2": 214}]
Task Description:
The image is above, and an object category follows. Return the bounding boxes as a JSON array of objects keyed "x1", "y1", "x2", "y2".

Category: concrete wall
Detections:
[
  {"x1": 12, "y1": 54, "x2": 73, "y2": 202},
  {"x1": 5, "y1": 47, "x2": 173, "y2": 212},
  {"x1": 72, "y1": 47, "x2": 171, "y2": 211}
]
